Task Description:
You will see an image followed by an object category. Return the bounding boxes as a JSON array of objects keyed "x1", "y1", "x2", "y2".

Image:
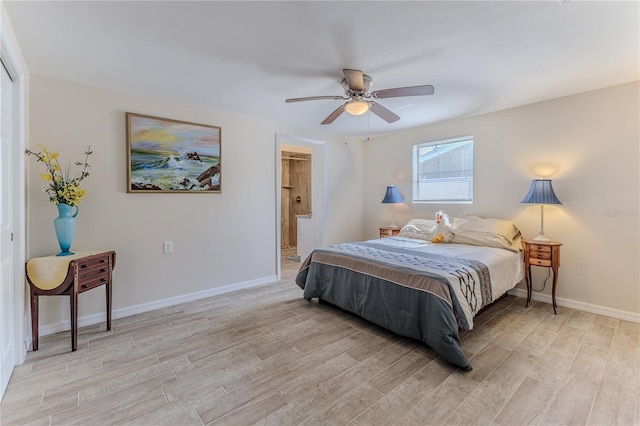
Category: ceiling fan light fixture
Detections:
[
  {"x1": 345, "y1": 100, "x2": 370, "y2": 116},
  {"x1": 286, "y1": 69, "x2": 434, "y2": 125}
]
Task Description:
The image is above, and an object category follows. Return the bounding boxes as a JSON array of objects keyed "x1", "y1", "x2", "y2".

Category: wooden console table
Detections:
[{"x1": 25, "y1": 250, "x2": 116, "y2": 351}]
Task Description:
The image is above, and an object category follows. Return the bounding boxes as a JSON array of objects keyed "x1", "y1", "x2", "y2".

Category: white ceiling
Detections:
[{"x1": 3, "y1": 1, "x2": 639, "y2": 138}]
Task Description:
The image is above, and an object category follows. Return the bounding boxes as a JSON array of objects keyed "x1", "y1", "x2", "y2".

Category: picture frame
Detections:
[{"x1": 126, "y1": 112, "x2": 222, "y2": 193}]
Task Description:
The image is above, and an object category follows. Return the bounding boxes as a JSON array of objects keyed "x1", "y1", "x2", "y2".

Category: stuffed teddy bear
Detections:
[{"x1": 430, "y1": 210, "x2": 454, "y2": 243}]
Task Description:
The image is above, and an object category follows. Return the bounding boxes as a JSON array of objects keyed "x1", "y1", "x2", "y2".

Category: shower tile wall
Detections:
[{"x1": 281, "y1": 151, "x2": 311, "y2": 253}]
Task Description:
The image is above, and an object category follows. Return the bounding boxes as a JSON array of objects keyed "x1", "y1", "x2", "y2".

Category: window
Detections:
[{"x1": 412, "y1": 136, "x2": 473, "y2": 203}]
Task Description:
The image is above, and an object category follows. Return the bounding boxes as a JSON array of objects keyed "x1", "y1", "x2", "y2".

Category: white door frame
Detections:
[
  {"x1": 1, "y1": 8, "x2": 29, "y2": 400},
  {"x1": 275, "y1": 134, "x2": 327, "y2": 280}
]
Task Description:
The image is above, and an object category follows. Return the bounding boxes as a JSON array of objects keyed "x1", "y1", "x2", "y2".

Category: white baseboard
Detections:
[
  {"x1": 38, "y1": 275, "x2": 278, "y2": 337},
  {"x1": 38, "y1": 277, "x2": 638, "y2": 337},
  {"x1": 508, "y1": 288, "x2": 640, "y2": 324}
]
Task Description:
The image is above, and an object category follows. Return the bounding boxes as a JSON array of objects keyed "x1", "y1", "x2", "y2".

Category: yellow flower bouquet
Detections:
[{"x1": 25, "y1": 144, "x2": 92, "y2": 206}]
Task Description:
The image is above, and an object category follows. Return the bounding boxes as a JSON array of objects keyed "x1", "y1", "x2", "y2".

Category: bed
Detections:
[{"x1": 295, "y1": 215, "x2": 524, "y2": 370}]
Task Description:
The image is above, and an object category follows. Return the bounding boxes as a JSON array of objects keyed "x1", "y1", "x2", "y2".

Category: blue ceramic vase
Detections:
[{"x1": 54, "y1": 203, "x2": 78, "y2": 256}]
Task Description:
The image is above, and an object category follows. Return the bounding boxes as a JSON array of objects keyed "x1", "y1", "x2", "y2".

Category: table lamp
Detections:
[
  {"x1": 521, "y1": 179, "x2": 562, "y2": 242},
  {"x1": 381, "y1": 185, "x2": 404, "y2": 228}
]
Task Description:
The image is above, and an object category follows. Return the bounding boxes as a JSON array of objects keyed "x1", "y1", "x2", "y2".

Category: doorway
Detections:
[
  {"x1": 275, "y1": 134, "x2": 326, "y2": 280},
  {"x1": 280, "y1": 148, "x2": 312, "y2": 261}
]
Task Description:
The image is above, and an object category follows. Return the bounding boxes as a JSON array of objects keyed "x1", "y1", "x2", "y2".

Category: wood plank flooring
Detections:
[{"x1": 1, "y1": 259, "x2": 638, "y2": 425}]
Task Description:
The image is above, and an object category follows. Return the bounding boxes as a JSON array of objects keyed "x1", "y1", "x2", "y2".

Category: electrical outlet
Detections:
[{"x1": 163, "y1": 240, "x2": 173, "y2": 254}]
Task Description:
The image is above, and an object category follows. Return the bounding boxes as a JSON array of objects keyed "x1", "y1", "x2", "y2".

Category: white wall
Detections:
[
  {"x1": 27, "y1": 75, "x2": 365, "y2": 330},
  {"x1": 364, "y1": 81, "x2": 639, "y2": 317}
]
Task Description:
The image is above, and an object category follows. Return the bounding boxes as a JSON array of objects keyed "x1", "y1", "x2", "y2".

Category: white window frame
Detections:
[{"x1": 412, "y1": 135, "x2": 474, "y2": 204}]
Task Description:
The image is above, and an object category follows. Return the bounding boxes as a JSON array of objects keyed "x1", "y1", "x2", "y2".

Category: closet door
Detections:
[{"x1": 0, "y1": 59, "x2": 16, "y2": 398}]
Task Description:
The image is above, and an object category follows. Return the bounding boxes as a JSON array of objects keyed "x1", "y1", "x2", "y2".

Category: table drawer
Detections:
[
  {"x1": 529, "y1": 257, "x2": 552, "y2": 267},
  {"x1": 76, "y1": 255, "x2": 111, "y2": 293},
  {"x1": 79, "y1": 275, "x2": 109, "y2": 292},
  {"x1": 531, "y1": 251, "x2": 552, "y2": 260},
  {"x1": 529, "y1": 244, "x2": 552, "y2": 253},
  {"x1": 380, "y1": 228, "x2": 400, "y2": 238}
]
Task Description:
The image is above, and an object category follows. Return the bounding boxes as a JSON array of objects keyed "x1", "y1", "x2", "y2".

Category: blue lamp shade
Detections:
[
  {"x1": 381, "y1": 186, "x2": 404, "y2": 204},
  {"x1": 521, "y1": 179, "x2": 562, "y2": 205}
]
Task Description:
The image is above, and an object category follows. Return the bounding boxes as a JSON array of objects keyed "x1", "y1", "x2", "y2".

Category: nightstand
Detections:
[
  {"x1": 522, "y1": 240, "x2": 562, "y2": 314},
  {"x1": 379, "y1": 227, "x2": 400, "y2": 238}
]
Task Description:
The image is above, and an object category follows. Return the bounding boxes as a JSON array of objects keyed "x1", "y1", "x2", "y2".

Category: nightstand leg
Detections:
[
  {"x1": 525, "y1": 265, "x2": 532, "y2": 308},
  {"x1": 551, "y1": 267, "x2": 559, "y2": 314}
]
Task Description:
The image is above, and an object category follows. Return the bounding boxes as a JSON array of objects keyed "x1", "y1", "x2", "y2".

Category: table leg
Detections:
[
  {"x1": 551, "y1": 267, "x2": 558, "y2": 314},
  {"x1": 106, "y1": 279, "x2": 112, "y2": 331},
  {"x1": 30, "y1": 287, "x2": 39, "y2": 351},
  {"x1": 525, "y1": 265, "x2": 532, "y2": 308},
  {"x1": 70, "y1": 290, "x2": 78, "y2": 351}
]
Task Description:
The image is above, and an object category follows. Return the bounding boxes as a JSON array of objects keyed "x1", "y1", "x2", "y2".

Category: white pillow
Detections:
[
  {"x1": 452, "y1": 230, "x2": 522, "y2": 252},
  {"x1": 398, "y1": 218, "x2": 437, "y2": 241},
  {"x1": 453, "y1": 215, "x2": 520, "y2": 241},
  {"x1": 452, "y1": 215, "x2": 522, "y2": 251}
]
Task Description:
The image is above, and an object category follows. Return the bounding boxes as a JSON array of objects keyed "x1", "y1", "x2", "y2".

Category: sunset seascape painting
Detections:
[{"x1": 126, "y1": 113, "x2": 222, "y2": 193}]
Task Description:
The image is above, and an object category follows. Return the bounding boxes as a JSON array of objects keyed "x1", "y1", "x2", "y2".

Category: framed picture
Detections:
[{"x1": 126, "y1": 112, "x2": 222, "y2": 193}]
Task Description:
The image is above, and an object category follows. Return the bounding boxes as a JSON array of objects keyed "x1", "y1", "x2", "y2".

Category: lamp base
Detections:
[{"x1": 533, "y1": 235, "x2": 551, "y2": 243}]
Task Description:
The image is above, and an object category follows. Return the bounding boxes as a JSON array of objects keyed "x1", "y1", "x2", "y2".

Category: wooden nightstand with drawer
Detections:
[
  {"x1": 379, "y1": 227, "x2": 400, "y2": 238},
  {"x1": 522, "y1": 240, "x2": 562, "y2": 314}
]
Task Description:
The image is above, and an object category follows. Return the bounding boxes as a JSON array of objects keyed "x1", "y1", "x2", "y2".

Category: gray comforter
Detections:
[{"x1": 295, "y1": 241, "x2": 493, "y2": 370}]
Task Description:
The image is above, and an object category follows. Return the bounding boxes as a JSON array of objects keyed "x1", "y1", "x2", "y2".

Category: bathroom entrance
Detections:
[{"x1": 280, "y1": 146, "x2": 312, "y2": 261}]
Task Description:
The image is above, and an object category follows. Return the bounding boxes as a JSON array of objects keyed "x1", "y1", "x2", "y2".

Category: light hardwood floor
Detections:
[{"x1": 2, "y1": 259, "x2": 638, "y2": 425}]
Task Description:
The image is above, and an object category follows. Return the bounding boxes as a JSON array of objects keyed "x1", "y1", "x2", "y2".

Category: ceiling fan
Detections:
[{"x1": 285, "y1": 69, "x2": 434, "y2": 125}]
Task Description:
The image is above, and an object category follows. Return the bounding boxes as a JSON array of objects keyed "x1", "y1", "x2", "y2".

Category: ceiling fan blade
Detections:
[
  {"x1": 343, "y1": 69, "x2": 364, "y2": 92},
  {"x1": 321, "y1": 104, "x2": 346, "y2": 125},
  {"x1": 285, "y1": 95, "x2": 345, "y2": 103},
  {"x1": 369, "y1": 101, "x2": 400, "y2": 123},
  {"x1": 373, "y1": 85, "x2": 435, "y2": 99}
]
